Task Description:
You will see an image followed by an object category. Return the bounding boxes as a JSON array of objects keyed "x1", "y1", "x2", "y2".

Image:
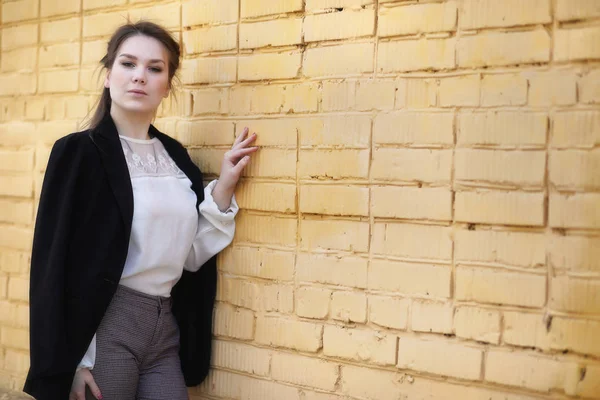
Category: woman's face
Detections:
[{"x1": 105, "y1": 35, "x2": 170, "y2": 116}]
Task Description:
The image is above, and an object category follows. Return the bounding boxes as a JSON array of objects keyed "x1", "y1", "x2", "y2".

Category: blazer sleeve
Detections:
[{"x1": 24, "y1": 135, "x2": 82, "y2": 397}]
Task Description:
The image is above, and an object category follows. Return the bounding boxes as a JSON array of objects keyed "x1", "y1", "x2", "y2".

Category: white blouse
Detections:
[{"x1": 77, "y1": 135, "x2": 238, "y2": 370}]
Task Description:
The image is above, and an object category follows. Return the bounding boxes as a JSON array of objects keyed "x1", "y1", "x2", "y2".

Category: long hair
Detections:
[{"x1": 83, "y1": 21, "x2": 181, "y2": 130}]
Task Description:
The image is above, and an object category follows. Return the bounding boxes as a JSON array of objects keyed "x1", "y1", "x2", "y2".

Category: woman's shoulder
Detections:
[{"x1": 53, "y1": 129, "x2": 94, "y2": 152}]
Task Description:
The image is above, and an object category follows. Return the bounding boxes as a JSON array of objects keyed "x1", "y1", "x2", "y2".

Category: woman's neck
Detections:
[{"x1": 110, "y1": 106, "x2": 154, "y2": 140}]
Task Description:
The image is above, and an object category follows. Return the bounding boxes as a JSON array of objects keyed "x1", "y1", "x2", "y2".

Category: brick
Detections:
[
  {"x1": 39, "y1": 70, "x2": 79, "y2": 94},
  {"x1": 128, "y1": 3, "x2": 181, "y2": 29},
  {"x1": 340, "y1": 366, "x2": 403, "y2": 400},
  {"x1": 182, "y1": 0, "x2": 238, "y2": 26},
  {"x1": 372, "y1": 186, "x2": 452, "y2": 221},
  {"x1": 181, "y1": 57, "x2": 237, "y2": 84},
  {"x1": 331, "y1": 291, "x2": 366, "y2": 323},
  {"x1": 240, "y1": 18, "x2": 303, "y2": 49},
  {"x1": 236, "y1": 182, "x2": 296, "y2": 213},
  {"x1": 528, "y1": 71, "x2": 577, "y2": 106},
  {"x1": 1, "y1": 24, "x2": 38, "y2": 51},
  {"x1": 218, "y1": 277, "x2": 291, "y2": 312},
  {"x1": 0, "y1": 200, "x2": 33, "y2": 225},
  {"x1": 397, "y1": 336, "x2": 482, "y2": 381},
  {"x1": 300, "y1": 116, "x2": 370, "y2": 148},
  {"x1": 481, "y1": 74, "x2": 527, "y2": 106},
  {"x1": 2, "y1": 0, "x2": 38, "y2": 23},
  {"x1": 455, "y1": 230, "x2": 545, "y2": 268},
  {"x1": 299, "y1": 150, "x2": 369, "y2": 179},
  {"x1": 235, "y1": 119, "x2": 298, "y2": 147},
  {"x1": 239, "y1": 51, "x2": 302, "y2": 81},
  {"x1": 41, "y1": 0, "x2": 79, "y2": 17},
  {"x1": 454, "y1": 306, "x2": 501, "y2": 344},
  {"x1": 219, "y1": 246, "x2": 295, "y2": 280},
  {"x1": 304, "y1": 43, "x2": 374, "y2": 77},
  {"x1": 41, "y1": 18, "x2": 82, "y2": 43},
  {"x1": 379, "y1": 2, "x2": 456, "y2": 37},
  {"x1": 0, "y1": 150, "x2": 34, "y2": 172},
  {"x1": 39, "y1": 43, "x2": 80, "y2": 68},
  {"x1": 0, "y1": 251, "x2": 30, "y2": 275},
  {"x1": 272, "y1": 353, "x2": 339, "y2": 391},
  {"x1": 201, "y1": 370, "x2": 301, "y2": 400},
  {"x1": 305, "y1": 9, "x2": 374, "y2": 42},
  {"x1": 230, "y1": 85, "x2": 284, "y2": 115},
  {"x1": 83, "y1": 11, "x2": 128, "y2": 38},
  {"x1": 550, "y1": 150, "x2": 600, "y2": 190},
  {"x1": 580, "y1": 69, "x2": 600, "y2": 104},
  {"x1": 241, "y1": 0, "x2": 303, "y2": 18},
  {"x1": 455, "y1": 149, "x2": 545, "y2": 187},
  {"x1": 302, "y1": 392, "x2": 346, "y2": 400},
  {"x1": 555, "y1": 27, "x2": 600, "y2": 61},
  {"x1": 212, "y1": 340, "x2": 270, "y2": 376},
  {"x1": 372, "y1": 149, "x2": 452, "y2": 184},
  {"x1": 79, "y1": 67, "x2": 100, "y2": 92},
  {"x1": 458, "y1": 111, "x2": 547, "y2": 147},
  {"x1": 550, "y1": 276, "x2": 600, "y2": 314},
  {"x1": 242, "y1": 148, "x2": 296, "y2": 178},
  {"x1": 549, "y1": 317, "x2": 600, "y2": 357},
  {"x1": 372, "y1": 223, "x2": 452, "y2": 260},
  {"x1": 296, "y1": 287, "x2": 331, "y2": 319},
  {"x1": 300, "y1": 185, "x2": 368, "y2": 216},
  {"x1": 549, "y1": 193, "x2": 600, "y2": 229},
  {"x1": 190, "y1": 88, "x2": 226, "y2": 115},
  {"x1": 296, "y1": 254, "x2": 368, "y2": 288},
  {"x1": 323, "y1": 326, "x2": 396, "y2": 365},
  {"x1": 235, "y1": 213, "x2": 297, "y2": 247},
  {"x1": 368, "y1": 296, "x2": 409, "y2": 330},
  {"x1": 0, "y1": 123, "x2": 36, "y2": 147},
  {"x1": 355, "y1": 80, "x2": 396, "y2": 111},
  {"x1": 0, "y1": 73, "x2": 36, "y2": 96},
  {"x1": 557, "y1": 0, "x2": 600, "y2": 21},
  {"x1": 373, "y1": 112, "x2": 454, "y2": 145},
  {"x1": 7, "y1": 277, "x2": 29, "y2": 302},
  {"x1": 84, "y1": 0, "x2": 127, "y2": 10},
  {"x1": 283, "y1": 83, "x2": 319, "y2": 113},
  {"x1": 458, "y1": 30, "x2": 550, "y2": 68},
  {"x1": 403, "y1": 78, "x2": 437, "y2": 108},
  {"x1": 213, "y1": 303, "x2": 255, "y2": 340},
  {"x1": 455, "y1": 191, "x2": 544, "y2": 226},
  {"x1": 0, "y1": 175, "x2": 33, "y2": 198},
  {"x1": 183, "y1": 25, "x2": 237, "y2": 54},
  {"x1": 378, "y1": 38, "x2": 455, "y2": 72},
  {"x1": 411, "y1": 301, "x2": 453, "y2": 334},
  {"x1": 486, "y1": 351, "x2": 569, "y2": 392},
  {"x1": 0, "y1": 327, "x2": 28, "y2": 350},
  {"x1": 369, "y1": 260, "x2": 451, "y2": 298},
  {"x1": 178, "y1": 120, "x2": 235, "y2": 146},
  {"x1": 572, "y1": 364, "x2": 600, "y2": 398},
  {"x1": 300, "y1": 219, "x2": 369, "y2": 253},
  {"x1": 460, "y1": 0, "x2": 550, "y2": 29},
  {"x1": 549, "y1": 236, "x2": 600, "y2": 273},
  {"x1": 322, "y1": 81, "x2": 355, "y2": 112},
  {"x1": 255, "y1": 317, "x2": 323, "y2": 352},
  {"x1": 456, "y1": 267, "x2": 546, "y2": 307},
  {"x1": 552, "y1": 111, "x2": 600, "y2": 148},
  {"x1": 4, "y1": 350, "x2": 29, "y2": 375},
  {"x1": 439, "y1": 74, "x2": 480, "y2": 107},
  {"x1": 503, "y1": 312, "x2": 551, "y2": 350}
]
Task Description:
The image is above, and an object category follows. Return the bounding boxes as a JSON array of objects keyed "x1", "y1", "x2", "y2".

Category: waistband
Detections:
[{"x1": 114, "y1": 284, "x2": 172, "y2": 308}]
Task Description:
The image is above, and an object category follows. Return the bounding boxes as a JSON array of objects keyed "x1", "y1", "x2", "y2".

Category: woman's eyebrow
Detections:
[{"x1": 118, "y1": 53, "x2": 165, "y2": 64}]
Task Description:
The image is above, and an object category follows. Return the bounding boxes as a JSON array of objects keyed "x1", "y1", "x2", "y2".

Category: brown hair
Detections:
[{"x1": 84, "y1": 21, "x2": 181, "y2": 130}]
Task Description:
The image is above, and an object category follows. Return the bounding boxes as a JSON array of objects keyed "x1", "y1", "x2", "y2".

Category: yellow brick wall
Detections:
[{"x1": 1, "y1": 0, "x2": 599, "y2": 398}]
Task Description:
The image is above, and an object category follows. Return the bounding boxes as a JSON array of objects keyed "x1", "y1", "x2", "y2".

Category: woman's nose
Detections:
[{"x1": 132, "y1": 68, "x2": 146, "y2": 84}]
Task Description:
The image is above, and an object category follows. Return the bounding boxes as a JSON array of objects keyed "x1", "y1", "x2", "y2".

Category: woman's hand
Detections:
[
  {"x1": 213, "y1": 127, "x2": 258, "y2": 211},
  {"x1": 70, "y1": 368, "x2": 102, "y2": 400}
]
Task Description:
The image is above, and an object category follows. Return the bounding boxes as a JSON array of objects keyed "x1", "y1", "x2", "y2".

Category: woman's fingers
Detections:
[
  {"x1": 226, "y1": 147, "x2": 258, "y2": 163},
  {"x1": 232, "y1": 127, "x2": 249, "y2": 148},
  {"x1": 232, "y1": 129, "x2": 256, "y2": 150},
  {"x1": 84, "y1": 373, "x2": 102, "y2": 399}
]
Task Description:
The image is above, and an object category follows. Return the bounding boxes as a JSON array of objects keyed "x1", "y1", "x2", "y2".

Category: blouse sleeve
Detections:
[
  {"x1": 77, "y1": 335, "x2": 96, "y2": 370},
  {"x1": 184, "y1": 179, "x2": 238, "y2": 272}
]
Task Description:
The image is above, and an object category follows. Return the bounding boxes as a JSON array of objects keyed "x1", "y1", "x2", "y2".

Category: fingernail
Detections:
[{"x1": 98, "y1": 393, "x2": 103, "y2": 399}]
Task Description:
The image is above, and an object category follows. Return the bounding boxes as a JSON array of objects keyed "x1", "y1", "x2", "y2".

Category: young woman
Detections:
[{"x1": 23, "y1": 21, "x2": 256, "y2": 400}]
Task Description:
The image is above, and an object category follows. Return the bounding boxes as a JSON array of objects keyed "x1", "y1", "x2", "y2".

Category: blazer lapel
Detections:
[{"x1": 92, "y1": 115, "x2": 134, "y2": 233}]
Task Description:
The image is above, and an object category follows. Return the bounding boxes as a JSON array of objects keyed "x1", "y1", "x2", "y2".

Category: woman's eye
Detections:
[
  {"x1": 149, "y1": 67, "x2": 163, "y2": 73},
  {"x1": 121, "y1": 62, "x2": 134, "y2": 68}
]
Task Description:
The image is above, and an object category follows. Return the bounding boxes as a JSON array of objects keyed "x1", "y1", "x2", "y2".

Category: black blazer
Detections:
[{"x1": 23, "y1": 115, "x2": 217, "y2": 400}]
